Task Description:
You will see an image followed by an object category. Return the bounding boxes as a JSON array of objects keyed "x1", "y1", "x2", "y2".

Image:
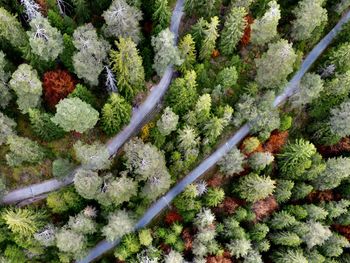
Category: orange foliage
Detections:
[
  {"x1": 213, "y1": 197, "x2": 243, "y2": 215},
  {"x1": 207, "y1": 252, "x2": 233, "y2": 263},
  {"x1": 241, "y1": 15, "x2": 254, "y2": 47},
  {"x1": 36, "y1": 0, "x2": 48, "y2": 15},
  {"x1": 207, "y1": 174, "x2": 224, "y2": 188},
  {"x1": 307, "y1": 190, "x2": 337, "y2": 202},
  {"x1": 182, "y1": 228, "x2": 193, "y2": 251},
  {"x1": 240, "y1": 136, "x2": 264, "y2": 156},
  {"x1": 43, "y1": 69, "x2": 75, "y2": 109},
  {"x1": 211, "y1": 49, "x2": 220, "y2": 58},
  {"x1": 264, "y1": 130, "x2": 289, "y2": 154},
  {"x1": 140, "y1": 122, "x2": 155, "y2": 142},
  {"x1": 252, "y1": 196, "x2": 278, "y2": 221},
  {"x1": 317, "y1": 137, "x2": 350, "y2": 157}
]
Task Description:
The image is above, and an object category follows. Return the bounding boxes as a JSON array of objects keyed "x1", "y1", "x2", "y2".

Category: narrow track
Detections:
[
  {"x1": 78, "y1": 10, "x2": 350, "y2": 263},
  {"x1": 0, "y1": 0, "x2": 185, "y2": 205}
]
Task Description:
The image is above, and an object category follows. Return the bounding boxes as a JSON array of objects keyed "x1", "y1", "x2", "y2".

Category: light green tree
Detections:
[
  {"x1": 72, "y1": 23, "x2": 110, "y2": 86},
  {"x1": 200, "y1": 16, "x2": 219, "y2": 60},
  {"x1": 251, "y1": 0, "x2": 281, "y2": 45},
  {"x1": 74, "y1": 169, "x2": 103, "y2": 200},
  {"x1": 0, "y1": 112, "x2": 16, "y2": 146},
  {"x1": 6, "y1": 135, "x2": 45, "y2": 167},
  {"x1": 56, "y1": 228, "x2": 86, "y2": 255},
  {"x1": 220, "y1": 7, "x2": 247, "y2": 55},
  {"x1": 255, "y1": 39, "x2": 296, "y2": 90},
  {"x1": 195, "y1": 94, "x2": 211, "y2": 126},
  {"x1": 226, "y1": 238, "x2": 252, "y2": 257},
  {"x1": 157, "y1": 107, "x2": 179, "y2": 136},
  {"x1": 218, "y1": 147, "x2": 245, "y2": 176},
  {"x1": 9, "y1": 64, "x2": 42, "y2": 114},
  {"x1": 272, "y1": 249, "x2": 307, "y2": 263},
  {"x1": 237, "y1": 173, "x2": 275, "y2": 202},
  {"x1": 68, "y1": 212, "x2": 97, "y2": 235},
  {"x1": 330, "y1": 100, "x2": 350, "y2": 138},
  {"x1": 302, "y1": 221, "x2": 331, "y2": 249},
  {"x1": 178, "y1": 34, "x2": 196, "y2": 73},
  {"x1": 51, "y1": 97, "x2": 99, "y2": 133},
  {"x1": 216, "y1": 66, "x2": 238, "y2": 89},
  {"x1": 0, "y1": 51, "x2": 11, "y2": 109},
  {"x1": 103, "y1": 0, "x2": 142, "y2": 43},
  {"x1": 249, "y1": 152, "x2": 274, "y2": 171},
  {"x1": 177, "y1": 125, "x2": 200, "y2": 153},
  {"x1": 73, "y1": 141, "x2": 111, "y2": 170},
  {"x1": 102, "y1": 210, "x2": 135, "y2": 242},
  {"x1": 203, "y1": 116, "x2": 224, "y2": 144},
  {"x1": 110, "y1": 37, "x2": 145, "y2": 100},
  {"x1": 152, "y1": 28, "x2": 183, "y2": 76},
  {"x1": 330, "y1": 42, "x2": 350, "y2": 73},
  {"x1": 291, "y1": 0, "x2": 327, "y2": 41},
  {"x1": 27, "y1": 17, "x2": 63, "y2": 61}
]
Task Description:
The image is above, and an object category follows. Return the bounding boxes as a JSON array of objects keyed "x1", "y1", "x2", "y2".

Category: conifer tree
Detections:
[
  {"x1": 200, "y1": 16, "x2": 219, "y2": 60},
  {"x1": 184, "y1": 0, "x2": 220, "y2": 18},
  {"x1": 72, "y1": 24, "x2": 110, "y2": 86},
  {"x1": 0, "y1": 7, "x2": 28, "y2": 48},
  {"x1": 220, "y1": 7, "x2": 247, "y2": 56},
  {"x1": 251, "y1": 0, "x2": 281, "y2": 45},
  {"x1": 330, "y1": 42, "x2": 350, "y2": 73},
  {"x1": 0, "y1": 112, "x2": 16, "y2": 146},
  {"x1": 329, "y1": 100, "x2": 350, "y2": 138},
  {"x1": 204, "y1": 116, "x2": 224, "y2": 144},
  {"x1": 74, "y1": 169, "x2": 103, "y2": 200},
  {"x1": 6, "y1": 135, "x2": 45, "y2": 167},
  {"x1": 216, "y1": 66, "x2": 238, "y2": 89},
  {"x1": 56, "y1": 228, "x2": 86, "y2": 256},
  {"x1": 110, "y1": 37, "x2": 145, "y2": 100},
  {"x1": 177, "y1": 125, "x2": 200, "y2": 153},
  {"x1": 249, "y1": 152, "x2": 274, "y2": 171},
  {"x1": 157, "y1": 107, "x2": 179, "y2": 136},
  {"x1": 68, "y1": 83, "x2": 96, "y2": 107},
  {"x1": 101, "y1": 93, "x2": 132, "y2": 135},
  {"x1": 103, "y1": 0, "x2": 142, "y2": 43},
  {"x1": 9, "y1": 64, "x2": 42, "y2": 114},
  {"x1": 0, "y1": 51, "x2": 11, "y2": 109},
  {"x1": 27, "y1": 17, "x2": 63, "y2": 62},
  {"x1": 51, "y1": 97, "x2": 99, "y2": 133},
  {"x1": 152, "y1": 28, "x2": 183, "y2": 76},
  {"x1": 178, "y1": 34, "x2": 196, "y2": 73},
  {"x1": 28, "y1": 109, "x2": 65, "y2": 141},
  {"x1": 152, "y1": 0, "x2": 171, "y2": 34},
  {"x1": 102, "y1": 210, "x2": 135, "y2": 242},
  {"x1": 218, "y1": 147, "x2": 245, "y2": 176},
  {"x1": 255, "y1": 39, "x2": 296, "y2": 90},
  {"x1": 291, "y1": 0, "x2": 327, "y2": 41}
]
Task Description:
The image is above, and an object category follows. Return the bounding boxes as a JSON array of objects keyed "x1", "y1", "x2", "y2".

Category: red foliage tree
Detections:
[
  {"x1": 317, "y1": 137, "x2": 350, "y2": 157},
  {"x1": 252, "y1": 196, "x2": 278, "y2": 221},
  {"x1": 240, "y1": 15, "x2": 254, "y2": 47},
  {"x1": 164, "y1": 210, "x2": 182, "y2": 225},
  {"x1": 43, "y1": 69, "x2": 75, "y2": 109},
  {"x1": 264, "y1": 130, "x2": 289, "y2": 154}
]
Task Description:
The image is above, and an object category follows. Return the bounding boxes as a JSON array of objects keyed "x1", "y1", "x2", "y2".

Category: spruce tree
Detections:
[
  {"x1": 102, "y1": 210, "x2": 135, "y2": 242},
  {"x1": 74, "y1": 169, "x2": 103, "y2": 200},
  {"x1": 200, "y1": 16, "x2": 219, "y2": 60},
  {"x1": 0, "y1": 112, "x2": 16, "y2": 146},
  {"x1": 219, "y1": 7, "x2": 247, "y2": 56},
  {"x1": 329, "y1": 100, "x2": 350, "y2": 138},
  {"x1": 157, "y1": 107, "x2": 179, "y2": 136},
  {"x1": 110, "y1": 37, "x2": 145, "y2": 100},
  {"x1": 152, "y1": 0, "x2": 171, "y2": 34},
  {"x1": 0, "y1": 51, "x2": 11, "y2": 109},
  {"x1": 178, "y1": 34, "x2": 196, "y2": 73},
  {"x1": 218, "y1": 147, "x2": 245, "y2": 176},
  {"x1": 330, "y1": 42, "x2": 350, "y2": 73}
]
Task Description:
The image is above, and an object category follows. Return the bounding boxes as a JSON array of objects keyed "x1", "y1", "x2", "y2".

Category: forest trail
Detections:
[{"x1": 77, "y1": 9, "x2": 350, "y2": 263}]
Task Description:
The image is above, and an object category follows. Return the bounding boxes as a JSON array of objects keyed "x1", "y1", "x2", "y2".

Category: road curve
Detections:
[
  {"x1": 0, "y1": 0, "x2": 185, "y2": 205},
  {"x1": 77, "y1": 10, "x2": 350, "y2": 263}
]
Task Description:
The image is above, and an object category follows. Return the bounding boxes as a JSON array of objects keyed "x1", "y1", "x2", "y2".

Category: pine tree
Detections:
[
  {"x1": 251, "y1": 0, "x2": 281, "y2": 45},
  {"x1": 72, "y1": 24, "x2": 110, "y2": 86},
  {"x1": 103, "y1": 0, "x2": 142, "y2": 43},
  {"x1": 101, "y1": 93, "x2": 132, "y2": 135},
  {"x1": 51, "y1": 97, "x2": 99, "y2": 133},
  {"x1": 152, "y1": 28, "x2": 183, "y2": 76},
  {"x1": 216, "y1": 66, "x2": 238, "y2": 89},
  {"x1": 329, "y1": 100, "x2": 350, "y2": 138},
  {"x1": 28, "y1": 109, "x2": 65, "y2": 141},
  {"x1": 269, "y1": 211, "x2": 297, "y2": 230},
  {"x1": 255, "y1": 39, "x2": 297, "y2": 90},
  {"x1": 0, "y1": 7, "x2": 28, "y2": 48},
  {"x1": 27, "y1": 16, "x2": 63, "y2": 62},
  {"x1": 6, "y1": 135, "x2": 45, "y2": 167},
  {"x1": 237, "y1": 173, "x2": 276, "y2": 202},
  {"x1": 102, "y1": 210, "x2": 135, "y2": 242},
  {"x1": 272, "y1": 249, "x2": 307, "y2": 263},
  {"x1": 302, "y1": 221, "x2": 332, "y2": 249},
  {"x1": 219, "y1": 7, "x2": 247, "y2": 56},
  {"x1": 274, "y1": 179, "x2": 294, "y2": 203},
  {"x1": 270, "y1": 231, "x2": 302, "y2": 247},
  {"x1": 110, "y1": 37, "x2": 145, "y2": 100},
  {"x1": 195, "y1": 94, "x2": 212, "y2": 126},
  {"x1": 74, "y1": 169, "x2": 103, "y2": 199},
  {"x1": 0, "y1": 112, "x2": 16, "y2": 146},
  {"x1": 291, "y1": 0, "x2": 327, "y2": 41},
  {"x1": 9, "y1": 64, "x2": 42, "y2": 114},
  {"x1": 226, "y1": 238, "x2": 252, "y2": 257},
  {"x1": 0, "y1": 51, "x2": 12, "y2": 109},
  {"x1": 218, "y1": 147, "x2": 245, "y2": 176},
  {"x1": 200, "y1": 16, "x2": 219, "y2": 60},
  {"x1": 204, "y1": 187, "x2": 225, "y2": 207},
  {"x1": 178, "y1": 34, "x2": 196, "y2": 73},
  {"x1": 157, "y1": 107, "x2": 179, "y2": 136},
  {"x1": 52, "y1": 158, "x2": 75, "y2": 179},
  {"x1": 152, "y1": 0, "x2": 171, "y2": 33}
]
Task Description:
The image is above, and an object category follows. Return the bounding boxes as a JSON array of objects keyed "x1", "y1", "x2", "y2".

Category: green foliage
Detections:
[
  {"x1": 138, "y1": 229, "x2": 153, "y2": 246},
  {"x1": 71, "y1": 0, "x2": 90, "y2": 23},
  {"x1": 330, "y1": 42, "x2": 350, "y2": 73},
  {"x1": 184, "y1": 0, "x2": 220, "y2": 18},
  {"x1": 101, "y1": 93, "x2": 132, "y2": 135},
  {"x1": 9, "y1": 63, "x2": 42, "y2": 114},
  {"x1": 152, "y1": 28, "x2": 183, "y2": 76},
  {"x1": 216, "y1": 66, "x2": 238, "y2": 89},
  {"x1": 152, "y1": 0, "x2": 170, "y2": 33},
  {"x1": 270, "y1": 231, "x2": 302, "y2": 247},
  {"x1": 72, "y1": 24, "x2": 110, "y2": 86},
  {"x1": 226, "y1": 238, "x2": 252, "y2": 257},
  {"x1": 0, "y1": 112, "x2": 16, "y2": 146},
  {"x1": 51, "y1": 97, "x2": 99, "y2": 133},
  {"x1": 47, "y1": 10, "x2": 76, "y2": 35},
  {"x1": 220, "y1": 7, "x2": 247, "y2": 55},
  {"x1": 248, "y1": 152, "x2": 274, "y2": 171},
  {"x1": 0, "y1": 7, "x2": 28, "y2": 48},
  {"x1": 274, "y1": 179, "x2": 294, "y2": 203},
  {"x1": 68, "y1": 83, "x2": 96, "y2": 107},
  {"x1": 291, "y1": 182, "x2": 313, "y2": 200},
  {"x1": 59, "y1": 33, "x2": 76, "y2": 73},
  {"x1": 291, "y1": 0, "x2": 327, "y2": 41},
  {"x1": 278, "y1": 139, "x2": 317, "y2": 179},
  {"x1": 279, "y1": 114, "x2": 292, "y2": 131},
  {"x1": 218, "y1": 147, "x2": 245, "y2": 176},
  {"x1": 166, "y1": 70, "x2": 198, "y2": 115},
  {"x1": 74, "y1": 169, "x2": 103, "y2": 199},
  {"x1": 237, "y1": 173, "x2": 276, "y2": 202},
  {"x1": 27, "y1": 17, "x2": 63, "y2": 62},
  {"x1": 56, "y1": 228, "x2": 86, "y2": 256},
  {"x1": 319, "y1": 233, "x2": 350, "y2": 257},
  {"x1": 178, "y1": 34, "x2": 196, "y2": 74},
  {"x1": 46, "y1": 187, "x2": 83, "y2": 213},
  {"x1": 251, "y1": 0, "x2": 280, "y2": 45},
  {"x1": 204, "y1": 187, "x2": 225, "y2": 207},
  {"x1": 5, "y1": 135, "x2": 45, "y2": 167},
  {"x1": 110, "y1": 37, "x2": 145, "y2": 100},
  {"x1": 199, "y1": 16, "x2": 219, "y2": 60},
  {"x1": 102, "y1": 210, "x2": 135, "y2": 242},
  {"x1": 336, "y1": 0, "x2": 350, "y2": 14},
  {"x1": 269, "y1": 211, "x2": 297, "y2": 230},
  {"x1": 255, "y1": 39, "x2": 297, "y2": 90},
  {"x1": 28, "y1": 108, "x2": 65, "y2": 141},
  {"x1": 0, "y1": 51, "x2": 11, "y2": 109},
  {"x1": 302, "y1": 221, "x2": 331, "y2": 249},
  {"x1": 157, "y1": 107, "x2": 179, "y2": 136},
  {"x1": 103, "y1": 0, "x2": 142, "y2": 43},
  {"x1": 272, "y1": 249, "x2": 308, "y2": 263},
  {"x1": 249, "y1": 223, "x2": 269, "y2": 241},
  {"x1": 68, "y1": 212, "x2": 97, "y2": 235},
  {"x1": 330, "y1": 100, "x2": 350, "y2": 138},
  {"x1": 4, "y1": 245, "x2": 27, "y2": 263}
]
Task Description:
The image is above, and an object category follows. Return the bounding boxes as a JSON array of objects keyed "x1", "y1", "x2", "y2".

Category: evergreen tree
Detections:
[
  {"x1": 177, "y1": 125, "x2": 200, "y2": 153},
  {"x1": 319, "y1": 233, "x2": 349, "y2": 258},
  {"x1": 157, "y1": 107, "x2": 179, "y2": 136},
  {"x1": 110, "y1": 37, "x2": 145, "y2": 100},
  {"x1": 72, "y1": 24, "x2": 110, "y2": 86},
  {"x1": 27, "y1": 17, "x2": 63, "y2": 62},
  {"x1": 302, "y1": 221, "x2": 332, "y2": 249},
  {"x1": 52, "y1": 158, "x2": 75, "y2": 179},
  {"x1": 68, "y1": 83, "x2": 96, "y2": 107},
  {"x1": 195, "y1": 94, "x2": 212, "y2": 126},
  {"x1": 6, "y1": 135, "x2": 45, "y2": 167},
  {"x1": 330, "y1": 42, "x2": 350, "y2": 73},
  {"x1": 0, "y1": 7, "x2": 28, "y2": 48},
  {"x1": 272, "y1": 249, "x2": 307, "y2": 263},
  {"x1": 152, "y1": 0, "x2": 171, "y2": 33},
  {"x1": 101, "y1": 93, "x2": 132, "y2": 135},
  {"x1": 102, "y1": 210, "x2": 135, "y2": 242},
  {"x1": 269, "y1": 211, "x2": 297, "y2": 230},
  {"x1": 28, "y1": 108, "x2": 65, "y2": 141},
  {"x1": 226, "y1": 238, "x2": 252, "y2": 257},
  {"x1": 237, "y1": 173, "x2": 276, "y2": 202},
  {"x1": 274, "y1": 179, "x2": 294, "y2": 203},
  {"x1": 336, "y1": 0, "x2": 350, "y2": 14},
  {"x1": 220, "y1": 7, "x2": 247, "y2": 56},
  {"x1": 152, "y1": 28, "x2": 183, "y2": 76},
  {"x1": 204, "y1": 187, "x2": 225, "y2": 207},
  {"x1": 249, "y1": 152, "x2": 274, "y2": 171},
  {"x1": 103, "y1": 0, "x2": 142, "y2": 43},
  {"x1": 270, "y1": 231, "x2": 302, "y2": 247},
  {"x1": 178, "y1": 34, "x2": 196, "y2": 73},
  {"x1": 74, "y1": 169, "x2": 103, "y2": 200},
  {"x1": 251, "y1": 0, "x2": 281, "y2": 45},
  {"x1": 200, "y1": 16, "x2": 219, "y2": 60},
  {"x1": 56, "y1": 228, "x2": 86, "y2": 256},
  {"x1": 216, "y1": 66, "x2": 238, "y2": 89},
  {"x1": 330, "y1": 100, "x2": 350, "y2": 138},
  {"x1": 0, "y1": 51, "x2": 12, "y2": 109},
  {"x1": 9, "y1": 64, "x2": 42, "y2": 114},
  {"x1": 164, "y1": 250, "x2": 184, "y2": 263},
  {"x1": 218, "y1": 147, "x2": 245, "y2": 176},
  {"x1": 0, "y1": 112, "x2": 16, "y2": 146},
  {"x1": 68, "y1": 212, "x2": 97, "y2": 235},
  {"x1": 255, "y1": 39, "x2": 296, "y2": 90},
  {"x1": 291, "y1": 0, "x2": 327, "y2": 41},
  {"x1": 51, "y1": 97, "x2": 99, "y2": 133},
  {"x1": 203, "y1": 116, "x2": 224, "y2": 144},
  {"x1": 184, "y1": 0, "x2": 220, "y2": 18}
]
